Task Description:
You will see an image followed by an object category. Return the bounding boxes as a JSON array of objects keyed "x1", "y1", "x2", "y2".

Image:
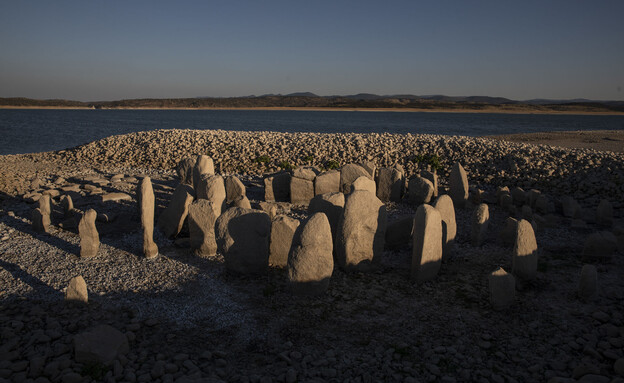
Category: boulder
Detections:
[
  {"x1": 225, "y1": 175, "x2": 246, "y2": 203},
  {"x1": 188, "y1": 200, "x2": 218, "y2": 257},
  {"x1": 512, "y1": 219, "x2": 538, "y2": 280},
  {"x1": 385, "y1": 216, "x2": 413, "y2": 250},
  {"x1": 139, "y1": 177, "x2": 159, "y2": 259},
  {"x1": 156, "y1": 184, "x2": 194, "y2": 238},
  {"x1": 196, "y1": 174, "x2": 226, "y2": 217},
  {"x1": 376, "y1": 167, "x2": 403, "y2": 202},
  {"x1": 471, "y1": 203, "x2": 489, "y2": 247},
  {"x1": 288, "y1": 213, "x2": 334, "y2": 295},
  {"x1": 562, "y1": 196, "x2": 581, "y2": 218},
  {"x1": 65, "y1": 276, "x2": 88, "y2": 304},
  {"x1": 74, "y1": 325, "x2": 129, "y2": 366},
  {"x1": 359, "y1": 160, "x2": 376, "y2": 178},
  {"x1": 407, "y1": 176, "x2": 434, "y2": 205},
  {"x1": 596, "y1": 199, "x2": 613, "y2": 227},
  {"x1": 578, "y1": 264, "x2": 597, "y2": 301},
  {"x1": 411, "y1": 204, "x2": 443, "y2": 284},
  {"x1": 339, "y1": 164, "x2": 371, "y2": 194},
  {"x1": 264, "y1": 172, "x2": 291, "y2": 202},
  {"x1": 448, "y1": 162, "x2": 469, "y2": 208},
  {"x1": 192, "y1": 155, "x2": 215, "y2": 190},
  {"x1": 314, "y1": 170, "x2": 340, "y2": 195},
  {"x1": 292, "y1": 166, "x2": 318, "y2": 181},
  {"x1": 176, "y1": 156, "x2": 197, "y2": 186},
  {"x1": 527, "y1": 189, "x2": 541, "y2": 208},
  {"x1": 535, "y1": 194, "x2": 550, "y2": 214},
  {"x1": 349, "y1": 176, "x2": 376, "y2": 194},
  {"x1": 308, "y1": 192, "x2": 345, "y2": 244},
  {"x1": 32, "y1": 208, "x2": 50, "y2": 233},
  {"x1": 290, "y1": 177, "x2": 314, "y2": 205},
  {"x1": 79, "y1": 209, "x2": 100, "y2": 258},
  {"x1": 433, "y1": 195, "x2": 456, "y2": 259},
  {"x1": 336, "y1": 190, "x2": 386, "y2": 272},
  {"x1": 420, "y1": 170, "x2": 438, "y2": 198},
  {"x1": 231, "y1": 195, "x2": 252, "y2": 209},
  {"x1": 510, "y1": 187, "x2": 526, "y2": 206},
  {"x1": 60, "y1": 195, "x2": 74, "y2": 218},
  {"x1": 215, "y1": 207, "x2": 271, "y2": 275},
  {"x1": 582, "y1": 231, "x2": 618, "y2": 260},
  {"x1": 488, "y1": 268, "x2": 515, "y2": 310},
  {"x1": 269, "y1": 215, "x2": 300, "y2": 268},
  {"x1": 499, "y1": 217, "x2": 519, "y2": 247}
]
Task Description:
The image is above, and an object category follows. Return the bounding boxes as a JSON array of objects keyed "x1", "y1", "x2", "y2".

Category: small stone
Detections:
[
  {"x1": 78, "y1": 209, "x2": 100, "y2": 258},
  {"x1": 230, "y1": 195, "x2": 252, "y2": 209},
  {"x1": 65, "y1": 276, "x2": 88, "y2": 304},
  {"x1": 292, "y1": 166, "x2": 318, "y2": 181},
  {"x1": 101, "y1": 192, "x2": 132, "y2": 202},
  {"x1": 488, "y1": 268, "x2": 515, "y2": 310}
]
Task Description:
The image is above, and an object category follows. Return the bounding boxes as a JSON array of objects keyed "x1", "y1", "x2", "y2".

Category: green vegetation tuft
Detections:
[
  {"x1": 254, "y1": 155, "x2": 271, "y2": 164},
  {"x1": 324, "y1": 160, "x2": 340, "y2": 170},
  {"x1": 278, "y1": 160, "x2": 294, "y2": 170}
]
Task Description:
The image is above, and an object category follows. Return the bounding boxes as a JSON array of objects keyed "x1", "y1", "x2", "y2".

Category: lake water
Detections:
[{"x1": 1, "y1": 109, "x2": 623, "y2": 155}]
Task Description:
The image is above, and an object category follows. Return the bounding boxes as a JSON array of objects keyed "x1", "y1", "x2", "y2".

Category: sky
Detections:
[{"x1": 1, "y1": 1, "x2": 623, "y2": 101}]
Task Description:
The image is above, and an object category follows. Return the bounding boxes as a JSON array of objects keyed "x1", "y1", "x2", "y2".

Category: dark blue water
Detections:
[{"x1": 1, "y1": 109, "x2": 623, "y2": 155}]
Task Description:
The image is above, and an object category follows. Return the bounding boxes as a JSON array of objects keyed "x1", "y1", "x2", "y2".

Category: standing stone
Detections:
[
  {"x1": 336, "y1": 190, "x2": 387, "y2": 272},
  {"x1": 308, "y1": 192, "x2": 345, "y2": 244},
  {"x1": 512, "y1": 219, "x2": 538, "y2": 280},
  {"x1": 156, "y1": 184, "x2": 194, "y2": 238},
  {"x1": 411, "y1": 204, "x2": 443, "y2": 284},
  {"x1": 290, "y1": 177, "x2": 314, "y2": 205},
  {"x1": 449, "y1": 162, "x2": 469, "y2": 208},
  {"x1": 314, "y1": 170, "x2": 340, "y2": 195},
  {"x1": 562, "y1": 196, "x2": 581, "y2": 218},
  {"x1": 269, "y1": 215, "x2": 300, "y2": 267},
  {"x1": 188, "y1": 200, "x2": 218, "y2": 257},
  {"x1": 176, "y1": 156, "x2": 197, "y2": 186},
  {"x1": 535, "y1": 194, "x2": 550, "y2": 214},
  {"x1": 32, "y1": 208, "x2": 51, "y2": 233},
  {"x1": 578, "y1": 265, "x2": 597, "y2": 301},
  {"x1": 471, "y1": 203, "x2": 489, "y2": 247},
  {"x1": 139, "y1": 177, "x2": 159, "y2": 259},
  {"x1": 196, "y1": 174, "x2": 226, "y2": 217},
  {"x1": 79, "y1": 209, "x2": 100, "y2": 258},
  {"x1": 488, "y1": 268, "x2": 515, "y2": 310},
  {"x1": 376, "y1": 167, "x2": 403, "y2": 202},
  {"x1": 65, "y1": 276, "x2": 88, "y2": 304},
  {"x1": 350, "y1": 176, "x2": 376, "y2": 194},
  {"x1": 292, "y1": 166, "x2": 318, "y2": 181},
  {"x1": 407, "y1": 176, "x2": 434, "y2": 205},
  {"x1": 359, "y1": 160, "x2": 376, "y2": 179},
  {"x1": 225, "y1": 176, "x2": 246, "y2": 203},
  {"x1": 385, "y1": 216, "x2": 413, "y2": 250},
  {"x1": 264, "y1": 172, "x2": 291, "y2": 202},
  {"x1": 192, "y1": 155, "x2": 215, "y2": 190},
  {"x1": 39, "y1": 194, "x2": 52, "y2": 216},
  {"x1": 582, "y1": 231, "x2": 618, "y2": 260},
  {"x1": 499, "y1": 217, "x2": 519, "y2": 247},
  {"x1": 288, "y1": 213, "x2": 334, "y2": 295},
  {"x1": 511, "y1": 187, "x2": 526, "y2": 206},
  {"x1": 433, "y1": 195, "x2": 456, "y2": 259},
  {"x1": 527, "y1": 189, "x2": 541, "y2": 208},
  {"x1": 420, "y1": 170, "x2": 438, "y2": 198},
  {"x1": 215, "y1": 207, "x2": 271, "y2": 275},
  {"x1": 60, "y1": 195, "x2": 74, "y2": 218},
  {"x1": 339, "y1": 163, "x2": 371, "y2": 194},
  {"x1": 231, "y1": 195, "x2": 252, "y2": 209},
  {"x1": 596, "y1": 199, "x2": 613, "y2": 227}
]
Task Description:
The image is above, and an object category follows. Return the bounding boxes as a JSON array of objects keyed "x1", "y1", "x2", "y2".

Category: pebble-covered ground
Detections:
[{"x1": 0, "y1": 129, "x2": 623, "y2": 383}]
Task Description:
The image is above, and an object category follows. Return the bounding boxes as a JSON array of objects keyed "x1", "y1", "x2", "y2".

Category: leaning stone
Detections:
[
  {"x1": 488, "y1": 268, "x2": 515, "y2": 310},
  {"x1": 215, "y1": 207, "x2": 271, "y2": 275},
  {"x1": 499, "y1": 217, "x2": 519, "y2": 247},
  {"x1": 314, "y1": 170, "x2": 340, "y2": 195},
  {"x1": 407, "y1": 176, "x2": 434, "y2": 205},
  {"x1": 224, "y1": 176, "x2": 246, "y2": 203},
  {"x1": 385, "y1": 216, "x2": 413, "y2": 250},
  {"x1": 79, "y1": 209, "x2": 100, "y2": 258},
  {"x1": 578, "y1": 265, "x2": 597, "y2": 301},
  {"x1": 420, "y1": 170, "x2": 438, "y2": 198},
  {"x1": 308, "y1": 192, "x2": 345, "y2": 244},
  {"x1": 65, "y1": 276, "x2": 88, "y2": 304},
  {"x1": 349, "y1": 176, "x2": 376, "y2": 194},
  {"x1": 292, "y1": 166, "x2": 318, "y2": 181},
  {"x1": 139, "y1": 177, "x2": 159, "y2": 259},
  {"x1": 264, "y1": 172, "x2": 291, "y2": 202},
  {"x1": 288, "y1": 213, "x2": 334, "y2": 295},
  {"x1": 39, "y1": 194, "x2": 52, "y2": 216},
  {"x1": 290, "y1": 177, "x2": 314, "y2": 205},
  {"x1": 339, "y1": 163, "x2": 371, "y2": 193},
  {"x1": 512, "y1": 219, "x2": 538, "y2": 280},
  {"x1": 231, "y1": 195, "x2": 252, "y2": 209},
  {"x1": 32, "y1": 208, "x2": 51, "y2": 233},
  {"x1": 336, "y1": 190, "x2": 386, "y2": 272},
  {"x1": 471, "y1": 203, "x2": 489, "y2": 247},
  {"x1": 449, "y1": 162, "x2": 469, "y2": 208},
  {"x1": 269, "y1": 215, "x2": 300, "y2": 267},
  {"x1": 74, "y1": 325, "x2": 129, "y2": 366},
  {"x1": 196, "y1": 174, "x2": 226, "y2": 217},
  {"x1": 192, "y1": 155, "x2": 215, "y2": 190},
  {"x1": 411, "y1": 204, "x2": 443, "y2": 284},
  {"x1": 596, "y1": 199, "x2": 613, "y2": 227},
  {"x1": 176, "y1": 156, "x2": 197, "y2": 186},
  {"x1": 510, "y1": 187, "x2": 526, "y2": 206},
  {"x1": 433, "y1": 195, "x2": 456, "y2": 259},
  {"x1": 188, "y1": 200, "x2": 217, "y2": 257},
  {"x1": 376, "y1": 167, "x2": 403, "y2": 202},
  {"x1": 156, "y1": 184, "x2": 194, "y2": 238},
  {"x1": 582, "y1": 231, "x2": 618, "y2": 260}
]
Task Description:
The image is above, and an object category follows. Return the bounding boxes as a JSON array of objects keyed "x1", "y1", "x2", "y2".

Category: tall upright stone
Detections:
[
  {"x1": 60, "y1": 195, "x2": 74, "y2": 218},
  {"x1": 411, "y1": 204, "x2": 443, "y2": 284},
  {"x1": 176, "y1": 156, "x2": 197, "y2": 186},
  {"x1": 376, "y1": 167, "x2": 403, "y2": 202},
  {"x1": 407, "y1": 176, "x2": 434, "y2": 205},
  {"x1": 225, "y1": 176, "x2": 246, "y2": 203},
  {"x1": 79, "y1": 209, "x2": 100, "y2": 258},
  {"x1": 196, "y1": 174, "x2": 226, "y2": 218},
  {"x1": 139, "y1": 177, "x2": 159, "y2": 259},
  {"x1": 187, "y1": 199, "x2": 217, "y2": 257},
  {"x1": 290, "y1": 177, "x2": 314, "y2": 205},
  {"x1": 488, "y1": 268, "x2": 515, "y2": 310},
  {"x1": 433, "y1": 195, "x2": 456, "y2": 259},
  {"x1": 596, "y1": 199, "x2": 613, "y2": 227},
  {"x1": 269, "y1": 215, "x2": 300, "y2": 267},
  {"x1": 39, "y1": 194, "x2": 52, "y2": 216},
  {"x1": 215, "y1": 207, "x2": 271, "y2": 275},
  {"x1": 421, "y1": 170, "x2": 439, "y2": 198},
  {"x1": 308, "y1": 192, "x2": 345, "y2": 245},
  {"x1": 264, "y1": 172, "x2": 291, "y2": 202},
  {"x1": 512, "y1": 219, "x2": 538, "y2": 280},
  {"x1": 471, "y1": 203, "x2": 490, "y2": 246},
  {"x1": 314, "y1": 170, "x2": 340, "y2": 195},
  {"x1": 339, "y1": 163, "x2": 371, "y2": 194},
  {"x1": 65, "y1": 276, "x2": 88, "y2": 304},
  {"x1": 578, "y1": 264, "x2": 597, "y2": 301},
  {"x1": 449, "y1": 162, "x2": 469, "y2": 208},
  {"x1": 157, "y1": 184, "x2": 194, "y2": 238},
  {"x1": 32, "y1": 208, "x2": 51, "y2": 233},
  {"x1": 192, "y1": 155, "x2": 215, "y2": 191},
  {"x1": 350, "y1": 176, "x2": 376, "y2": 194},
  {"x1": 336, "y1": 190, "x2": 386, "y2": 272},
  {"x1": 288, "y1": 213, "x2": 334, "y2": 295}
]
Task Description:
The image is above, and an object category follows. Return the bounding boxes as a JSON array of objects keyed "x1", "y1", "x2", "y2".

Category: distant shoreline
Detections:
[{"x1": 1, "y1": 105, "x2": 623, "y2": 116}]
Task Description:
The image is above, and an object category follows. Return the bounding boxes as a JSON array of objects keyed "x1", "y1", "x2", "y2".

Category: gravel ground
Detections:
[{"x1": 0, "y1": 129, "x2": 623, "y2": 383}]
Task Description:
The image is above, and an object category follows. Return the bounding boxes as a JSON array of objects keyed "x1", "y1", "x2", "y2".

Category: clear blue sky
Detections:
[{"x1": 1, "y1": 0, "x2": 623, "y2": 101}]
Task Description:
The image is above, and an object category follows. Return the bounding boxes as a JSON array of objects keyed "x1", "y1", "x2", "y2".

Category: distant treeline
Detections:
[{"x1": 2, "y1": 95, "x2": 623, "y2": 113}]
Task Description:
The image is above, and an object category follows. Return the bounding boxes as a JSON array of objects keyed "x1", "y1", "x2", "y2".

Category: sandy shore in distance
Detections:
[{"x1": 488, "y1": 130, "x2": 624, "y2": 153}]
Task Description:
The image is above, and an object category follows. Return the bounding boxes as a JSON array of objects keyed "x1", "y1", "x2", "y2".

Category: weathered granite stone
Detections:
[
  {"x1": 292, "y1": 166, "x2": 318, "y2": 181},
  {"x1": 535, "y1": 194, "x2": 550, "y2": 214},
  {"x1": 290, "y1": 177, "x2": 314, "y2": 205},
  {"x1": 269, "y1": 215, "x2": 300, "y2": 267},
  {"x1": 527, "y1": 189, "x2": 541, "y2": 208},
  {"x1": 308, "y1": 192, "x2": 345, "y2": 244},
  {"x1": 32, "y1": 208, "x2": 50, "y2": 233},
  {"x1": 582, "y1": 231, "x2": 618, "y2": 260},
  {"x1": 264, "y1": 172, "x2": 291, "y2": 202},
  {"x1": 231, "y1": 195, "x2": 252, "y2": 209},
  {"x1": 65, "y1": 276, "x2": 88, "y2": 304},
  {"x1": 385, "y1": 215, "x2": 413, "y2": 250},
  {"x1": 411, "y1": 204, "x2": 443, "y2": 284},
  {"x1": 225, "y1": 175, "x2": 246, "y2": 203},
  {"x1": 512, "y1": 219, "x2": 538, "y2": 280},
  {"x1": 578, "y1": 264, "x2": 597, "y2": 301},
  {"x1": 421, "y1": 170, "x2": 438, "y2": 198},
  {"x1": 176, "y1": 156, "x2": 197, "y2": 186},
  {"x1": 139, "y1": 177, "x2": 159, "y2": 259},
  {"x1": 339, "y1": 163, "x2": 371, "y2": 193},
  {"x1": 74, "y1": 325, "x2": 129, "y2": 366},
  {"x1": 79, "y1": 209, "x2": 100, "y2": 258},
  {"x1": 407, "y1": 176, "x2": 434, "y2": 205},
  {"x1": 101, "y1": 192, "x2": 132, "y2": 202},
  {"x1": 488, "y1": 268, "x2": 515, "y2": 310},
  {"x1": 288, "y1": 213, "x2": 333, "y2": 295},
  {"x1": 500, "y1": 192, "x2": 513, "y2": 211},
  {"x1": 314, "y1": 170, "x2": 340, "y2": 195},
  {"x1": 376, "y1": 167, "x2": 403, "y2": 202},
  {"x1": 433, "y1": 195, "x2": 456, "y2": 259},
  {"x1": 449, "y1": 162, "x2": 469, "y2": 208},
  {"x1": 60, "y1": 195, "x2": 74, "y2": 218},
  {"x1": 215, "y1": 207, "x2": 271, "y2": 275},
  {"x1": 596, "y1": 199, "x2": 613, "y2": 227},
  {"x1": 350, "y1": 176, "x2": 376, "y2": 194},
  {"x1": 522, "y1": 205, "x2": 533, "y2": 221},
  {"x1": 157, "y1": 184, "x2": 194, "y2": 238},
  {"x1": 39, "y1": 194, "x2": 52, "y2": 216},
  {"x1": 359, "y1": 160, "x2": 376, "y2": 179},
  {"x1": 192, "y1": 155, "x2": 215, "y2": 190},
  {"x1": 562, "y1": 196, "x2": 581, "y2": 218},
  {"x1": 188, "y1": 200, "x2": 217, "y2": 257},
  {"x1": 499, "y1": 217, "x2": 519, "y2": 247},
  {"x1": 471, "y1": 203, "x2": 489, "y2": 247},
  {"x1": 336, "y1": 190, "x2": 386, "y2": 272},
  {"x1": 196, "y1": 174, "x2": 226, "y2": 217},
  {"x1": 511, "y1": 187, "x2": 526, "y2": 206}
]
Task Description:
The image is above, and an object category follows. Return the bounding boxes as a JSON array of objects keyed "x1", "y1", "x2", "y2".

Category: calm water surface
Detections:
[{"x1": 1, "y1": 109, "x2": 623, "y2": 155}]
